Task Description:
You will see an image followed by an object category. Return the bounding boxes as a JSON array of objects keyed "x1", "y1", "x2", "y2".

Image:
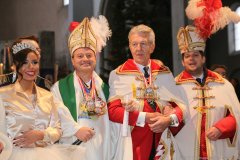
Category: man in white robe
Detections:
[
  {"x1": 51, "y1": 16, "x2": 112, "y2": 160},
  {"x1": 173, "y1": 25, "x2": 240, "y2": 160},
  {"x1": 108, "y1": 24, "x2": 186, "y2": 160}
]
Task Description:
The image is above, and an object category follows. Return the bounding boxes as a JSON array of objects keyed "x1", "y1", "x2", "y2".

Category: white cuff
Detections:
[
  {"x1": 136, "y1": 112, "x2": 146, "y2": 127},
  {"x1": 169, "y1": 114, "x2": 179, "y2": 127}
]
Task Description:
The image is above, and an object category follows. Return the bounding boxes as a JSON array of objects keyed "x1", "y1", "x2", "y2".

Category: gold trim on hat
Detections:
[
  {"x1": 68, "y1": 17, "x2": 97, "y2": 55},
  {"x1": 177, "y1": 25, "x2": 206, "y2": 54}
]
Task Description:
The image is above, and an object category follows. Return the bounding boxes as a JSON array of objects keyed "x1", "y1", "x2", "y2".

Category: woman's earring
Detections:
[{"x1": 12, "y1": 72, "x2": 17, "y2": 83}]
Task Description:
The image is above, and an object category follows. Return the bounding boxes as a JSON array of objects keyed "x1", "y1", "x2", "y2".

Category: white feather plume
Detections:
[
  {"x1": 211, "y1": 7, "x2": 240, "y2": 34},
  {"x1": 185, "y1": 0, "x2": 204, "y2": 20},
  {"x1": 90, "y1": 15, "x2": 112, "y2": 53}
]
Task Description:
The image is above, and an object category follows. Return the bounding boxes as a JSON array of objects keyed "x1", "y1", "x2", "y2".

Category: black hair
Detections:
[
  {"x1": 11, "y1": 41, "x2": 38, "y2": 79},
  {"x1": 210, "y1": 64, "x2": 227, "y2": 72},
  {"x1": 181, "y1": 51, "x2": 205, "y2": 60}
]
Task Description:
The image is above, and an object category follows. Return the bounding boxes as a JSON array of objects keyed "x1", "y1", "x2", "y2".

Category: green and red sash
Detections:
[{"x1": 59, "y1": 73, "x2": 109, "y2": 122}]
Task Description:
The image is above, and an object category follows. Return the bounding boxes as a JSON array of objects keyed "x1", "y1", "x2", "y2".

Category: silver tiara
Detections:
[{"x1": 12, "y1": 42, "x2": 37, "y2": 54}]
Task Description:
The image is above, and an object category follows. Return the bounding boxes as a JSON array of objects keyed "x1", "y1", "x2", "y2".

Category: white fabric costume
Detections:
[
  {"x1": 51, "y1": 71, "x2": 111, "y2": 160},
  {"x1": 0, "y1": 81, "x2": 66, "y2": 160},
  {"x1": 108, "y1": 59, "x2": 186, "y2": 160},
  {"x1": 173, "y1": 70, "x2": 240, "y2": 160}
]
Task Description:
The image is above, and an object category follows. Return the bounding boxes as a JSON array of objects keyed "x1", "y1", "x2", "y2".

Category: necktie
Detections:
[
  {"x1": 143, "y1": 66, "x2": 156, "y2": 159},
  {"x1": 143, "y1": 66, "x2": 156, "y2": 111},
  {"x1": 196, "y1": 78, "x2": 202, "y2": 85},
  {"x1": 143, "y1": 66, "x2": 150, "y2": 78}
]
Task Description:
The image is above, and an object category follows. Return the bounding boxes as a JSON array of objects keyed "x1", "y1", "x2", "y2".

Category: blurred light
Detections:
[
  {"x1": 234, "y1": 7, "x2": 240, "y2": 51},
  {"x1": 63, "y1": 0, "x2": 69, "y2": 6}
]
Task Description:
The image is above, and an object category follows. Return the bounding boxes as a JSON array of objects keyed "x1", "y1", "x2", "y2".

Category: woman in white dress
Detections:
[{"x1": 0, "y1": 40, "x2": 66, "y2": 160}]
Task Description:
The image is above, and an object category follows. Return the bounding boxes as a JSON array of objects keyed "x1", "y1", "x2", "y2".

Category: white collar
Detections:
[
  {"x1": 73, "y1": 71, "x2": 92, "y2": 89},
  {"x1": 193, "y1": 73, "x2": 204, "y2": 80},
  {"x1": 134, "y1": 61, "x2": 151, "y2": 74},
  {"x1": 85, "y1": 80, "x2": 92, "y2": 87}
]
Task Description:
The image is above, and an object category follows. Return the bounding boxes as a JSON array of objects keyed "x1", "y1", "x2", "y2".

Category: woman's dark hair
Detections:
[
  {"x1": 11, "y1": 41, "x2": 38, "y2": 78},
  {"x1": 210, "y1": 64, "x2": 228, "y2": 72}
]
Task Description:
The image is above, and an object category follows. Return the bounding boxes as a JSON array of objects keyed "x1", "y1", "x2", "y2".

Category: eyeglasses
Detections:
[{"x1": 130, "y1": 41, "x2": 150, "y2": 48}]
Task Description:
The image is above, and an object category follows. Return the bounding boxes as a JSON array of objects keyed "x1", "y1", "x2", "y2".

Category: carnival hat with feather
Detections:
[
  {"x1": 68, "y1": 15, "x2": 112, "y2": 56},
  {"x1": 185, "y1": 0, "x2": 240, "y2": 39},
  {"x1": 177, "y1": 25, "x2": 206, "y2": 54}
]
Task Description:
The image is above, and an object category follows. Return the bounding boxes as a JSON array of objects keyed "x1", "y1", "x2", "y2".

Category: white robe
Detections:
[
  {"x1": 108, "y1": 60, "x2": 186, "y2": 160},
  {"x1": 174, "y1": 72, "x2": 240, "y2": 160},
  {"x1": 51, "y1": 71, "x2": 111, "y2": 160}
]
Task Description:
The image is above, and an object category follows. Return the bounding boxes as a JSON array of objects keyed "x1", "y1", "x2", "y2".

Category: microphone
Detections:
[
  {"x1": 72, "y1": 127, "x2": 94, "y2": 145},
  {"x1": 72, "y1": 139, "x2": 82, "y2": 145}
]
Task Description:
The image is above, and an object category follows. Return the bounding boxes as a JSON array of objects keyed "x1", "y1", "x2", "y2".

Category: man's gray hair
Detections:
[{"x1": 128, "y1": 24, "x2": 155, "y2": 45}]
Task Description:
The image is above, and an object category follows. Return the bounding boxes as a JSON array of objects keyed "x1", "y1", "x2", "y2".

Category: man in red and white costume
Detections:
[
  {"x1": 108, "y1": 24, "x2": 186, "y2": 160},
  {"x1": 174, "y1": 25, "x2": 240, "y2": 160}
]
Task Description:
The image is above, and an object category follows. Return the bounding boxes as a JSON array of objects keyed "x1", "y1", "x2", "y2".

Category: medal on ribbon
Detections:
[
  {"x1": 78, "y1": 76, "x2": 106, "y2": 118},
  {"x1": 141, "y1": 60, "x2": 154, "y2": 100},
  {"x1": 145, "y1": 86, "x2": 155, "y2": 99},
  {"x1": 86, "y1": 98, "x2": 95, "y2": 115},
  {"x1": 94, "y1": 98, "x2": 106, "y2": 115}
]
